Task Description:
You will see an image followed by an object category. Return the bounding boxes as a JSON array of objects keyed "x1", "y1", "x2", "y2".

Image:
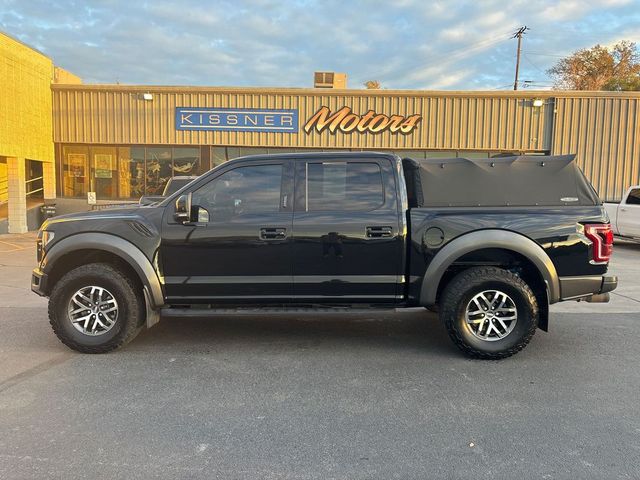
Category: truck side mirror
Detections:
[{"x1": 174, "y1": 193, "x2": 193, "y2": 223}]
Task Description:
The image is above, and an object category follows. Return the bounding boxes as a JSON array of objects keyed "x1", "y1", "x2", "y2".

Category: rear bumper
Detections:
[
  {"x1": 559, "y1": 275, "x2": 618, "y2": 302},
  {"x1": 31, "y1": 267, "x2": 48, "y2": 297}
]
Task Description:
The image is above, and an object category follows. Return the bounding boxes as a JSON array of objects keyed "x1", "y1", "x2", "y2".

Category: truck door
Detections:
[
  {"x1": 160, "y1": 159, "x2": 294, "y2": 303},
  {"x1": 619, "y1": 187, "x2": 640, "y2": 237},
  {"x1": 292, "y1": 157, "x2": 403, "y2": 303}
]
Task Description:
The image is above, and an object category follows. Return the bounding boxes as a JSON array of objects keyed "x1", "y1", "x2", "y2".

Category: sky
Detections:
[{"x1": 1, "y1": 0, "x2": 640, "y2": 90}]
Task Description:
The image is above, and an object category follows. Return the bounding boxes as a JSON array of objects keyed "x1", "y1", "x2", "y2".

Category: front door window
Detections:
[{"x1": 192, "y1": 164, "x2": 284, "y2": 222}]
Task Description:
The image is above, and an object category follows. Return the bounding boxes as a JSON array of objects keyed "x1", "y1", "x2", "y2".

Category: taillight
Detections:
[{"x1": 584, "y1": 223, "x2": 613, "y2": 263}]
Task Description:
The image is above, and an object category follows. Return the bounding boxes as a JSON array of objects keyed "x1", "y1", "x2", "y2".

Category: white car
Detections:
[{"x1": 604, "y1": 185, "x2": 640, "y2": 241}]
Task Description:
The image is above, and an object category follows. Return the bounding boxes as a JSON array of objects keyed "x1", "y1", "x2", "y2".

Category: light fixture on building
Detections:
[
  {"x1": 532, "y1": 98, "x2": 544, "y2": 107},
  {"x1": 142, "y1": 93, "x2": 153, "y2": 101}
]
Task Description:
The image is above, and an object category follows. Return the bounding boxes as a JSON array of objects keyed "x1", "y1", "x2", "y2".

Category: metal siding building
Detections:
[
  {"x1": 551, "y1": 95, "x2": 640, "y2": 201},
  {"x1": 51, "y1": 85, "x2": 640, "y2": 202}
]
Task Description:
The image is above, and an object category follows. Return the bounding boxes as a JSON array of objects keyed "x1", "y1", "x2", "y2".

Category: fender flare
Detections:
[
  {"x1": 42, "y1": 233, "x2": 165, "y2": 308},
  {"x1": 419, "y1": 229, "x2": 559, "y2": 306}
]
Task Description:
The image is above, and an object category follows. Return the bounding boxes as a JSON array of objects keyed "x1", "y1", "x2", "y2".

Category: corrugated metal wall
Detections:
[
  {"x1": 52, "y1": 86, "x2": 550, "y2": 152},
  {"x1": 552, "y1": 95, "x2": 640, "y2": 202},
  {"x1": 52, "y1": 86, "x2": 640, "y2": 201}
]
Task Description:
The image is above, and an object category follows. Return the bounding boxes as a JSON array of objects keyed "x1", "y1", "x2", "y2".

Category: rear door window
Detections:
[{"x1": 306, "y1": 162, "x2": 384, "y2": 212}]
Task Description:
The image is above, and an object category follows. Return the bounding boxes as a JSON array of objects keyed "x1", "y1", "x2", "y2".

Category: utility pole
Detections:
[{"x1": 512, "y1": 26, "x2": 529, "y2": 90}]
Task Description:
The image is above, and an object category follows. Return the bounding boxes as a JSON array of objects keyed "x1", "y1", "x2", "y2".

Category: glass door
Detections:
[
  {"x1": 62, "y1": 145, "x2": 89, "y2": 197},
  {"x1": 90, "y1": 147, "x2": 118, "y2": 198}
]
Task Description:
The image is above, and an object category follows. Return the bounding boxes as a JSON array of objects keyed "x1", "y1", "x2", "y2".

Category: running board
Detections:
[{"x1": 160, "y1": 306, "x2": 422, "y2": 317}]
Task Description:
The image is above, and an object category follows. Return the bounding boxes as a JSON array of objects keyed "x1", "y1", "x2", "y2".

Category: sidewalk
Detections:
[{"x1": 0, "y1": 232, "x2": 46, "y2": 309}]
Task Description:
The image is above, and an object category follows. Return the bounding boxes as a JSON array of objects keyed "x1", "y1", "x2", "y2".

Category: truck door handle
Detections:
[
  {"x1": 260, "y1": 227, "x2": 287, "y2": 240},
  {"x1": 366, "y1": 226, "x2": 393, "y2": 238}
]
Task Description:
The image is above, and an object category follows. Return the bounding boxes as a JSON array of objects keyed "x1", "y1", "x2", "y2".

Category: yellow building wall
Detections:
[
  {"x1": 0, "y1": 161, "x2": 7, "y2": 203},
  {"x1": 0, "y1": 32, "x2": 55, "y2": 162}
]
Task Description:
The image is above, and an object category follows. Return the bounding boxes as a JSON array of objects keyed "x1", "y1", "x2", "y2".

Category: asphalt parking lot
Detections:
[{"x1": 0, "y1": 233, "x2": 639, "y2": 479}]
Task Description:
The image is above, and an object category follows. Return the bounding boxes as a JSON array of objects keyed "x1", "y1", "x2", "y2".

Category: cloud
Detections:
[{"x1": 1, "y1": 0, "x2": 639, "y2": 90}]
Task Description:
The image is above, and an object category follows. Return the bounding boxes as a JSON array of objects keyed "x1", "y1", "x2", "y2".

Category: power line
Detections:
[
  {"x1": 523, "y1": 53, "x2": 548, "y2": 76},
  {"x1": 358, "y1": 27, "x2": 518, "y2": 85},
  {"x1": 524, "y1": 51, "x2": 566, "y2": 58},
  {"x1": 407, "y1": 33, "x2": 513, "y2": 73}
]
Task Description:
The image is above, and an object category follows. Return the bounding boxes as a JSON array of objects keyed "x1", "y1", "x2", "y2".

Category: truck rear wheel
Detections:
[
  {"x1": 439, "y1": 266, "x2": 538, "y2": 359},
  {"x1": 48, "y1": 263, "x2": 145, "y2": 353}
]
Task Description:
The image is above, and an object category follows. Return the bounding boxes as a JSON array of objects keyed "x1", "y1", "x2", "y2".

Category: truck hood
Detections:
[
  {"x1": 39, "y1": 205, "x2": 166, "y2": 240},
  {"x1": 38, "y1": 205, "x2": 165, "y2": 258},
  {"x1": 42, "y1": 206, "x2": 156, "y2": 228}
]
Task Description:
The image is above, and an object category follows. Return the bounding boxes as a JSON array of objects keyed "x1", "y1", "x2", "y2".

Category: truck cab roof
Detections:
[{"x1": 230, "y1": 151, "x2": 401, "y2": 163}]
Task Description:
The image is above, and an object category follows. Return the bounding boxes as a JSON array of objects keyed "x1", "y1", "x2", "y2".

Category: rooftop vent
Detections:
[{"x1": 314, "y1": 71, "x2": 347, "y2": 89}]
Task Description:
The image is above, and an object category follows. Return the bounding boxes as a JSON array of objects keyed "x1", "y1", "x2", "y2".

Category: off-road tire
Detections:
[
  {"x1": 440, "y1": 266, "x2": 538, "y2": 359},
  {"x1": 48, "y1": 263, "x2": 145, "y2": 353}
]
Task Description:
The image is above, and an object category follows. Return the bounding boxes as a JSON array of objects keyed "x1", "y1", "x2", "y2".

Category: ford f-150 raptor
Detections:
[{"x1": 32, "y1": 152, "x2": 617, "y2": 358}]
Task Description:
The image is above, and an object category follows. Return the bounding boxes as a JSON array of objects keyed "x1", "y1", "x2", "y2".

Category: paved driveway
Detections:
[{"x1": 0, "y1": 233, "x2": 639, "y2": 479}]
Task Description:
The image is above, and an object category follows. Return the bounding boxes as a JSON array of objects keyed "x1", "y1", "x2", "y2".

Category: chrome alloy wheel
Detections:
[
  {"x1": 68, "y1": 286, "x2": 119, "y2": 336},
  {"x1": 465, "y1": 290, "x2": 518, "y2": 341}
]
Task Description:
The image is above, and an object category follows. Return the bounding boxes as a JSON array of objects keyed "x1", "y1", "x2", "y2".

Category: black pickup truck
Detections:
[{"x1": 32, "y1": 152, "x2": 617, "y2": 358}]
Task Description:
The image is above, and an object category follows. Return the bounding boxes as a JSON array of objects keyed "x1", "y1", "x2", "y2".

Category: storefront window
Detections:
[
  {"x1": 460, "y1": 151, "x2": 490, "y2": 159},
  {"x1": 145, "y1": 147, "x2": 172, "y2": 195},
  {"x1": 62, "y1": 145, "x2": 89, "y2": 197},
  {"x1": 399, "y1": 151, "x2": 427, "y2": 159},
  {"x1": 117, "y1": 147, "x2": 131, "y2": 198},
  {"x1": 226, "y1": 147, "x2": 241, "y2": 161},
  {"x1": 57, "y1": 145, "x2": 510, "y2": 200},
  {"x1": 238, "y1": 147, "x2": 268, "y2": 157},
  {"x1": 268, "y1": 148, "x2": 296, "y2": 154},
  {"x1": 117, "y1": 147, "x2": 143, "y2": 198},
  {"x1": 211, "y1": 147, "x2": 226, "y2": 168},
  {"x1": 425, "y1": 151, "x2": 457, "y2": 158},
  {"x1": 173, "y1": 147, "x2": 200, "y2": 176},
  {"x1": 128, "y1": 147, "x2": 145, "y2": 197}
]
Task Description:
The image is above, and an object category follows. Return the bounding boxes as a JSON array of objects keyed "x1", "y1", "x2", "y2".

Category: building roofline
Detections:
[
  {"x1": 0, "y1": 30, "x2": 50, "y2": 60},
  {"x1": 49, "y1": 83, "x2": 640, "y2": 98}
]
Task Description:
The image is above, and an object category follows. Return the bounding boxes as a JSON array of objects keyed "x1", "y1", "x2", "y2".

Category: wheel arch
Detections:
[
  {"x1": 420, "y1": 229, "x2": 559, "y2": 310},
  {"x1": 41, "y1": 233, "x2": 164, "y2": 308}
]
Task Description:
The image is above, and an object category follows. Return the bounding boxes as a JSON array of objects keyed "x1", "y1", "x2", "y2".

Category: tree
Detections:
[
  {"x1": 547, "y1": 41, "x2": 640, "y2": 91},
  {"x1": 363, "y1": 80, "x2": 381, "y2": 89}
]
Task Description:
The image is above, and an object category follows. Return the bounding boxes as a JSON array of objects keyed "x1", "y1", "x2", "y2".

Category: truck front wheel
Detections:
[
  {"x1": 48, "y1": 263, "x2": 146, "y2": 353},
  {"x1": 439, "y1": 266, "x2": 538, "y2": 359}
]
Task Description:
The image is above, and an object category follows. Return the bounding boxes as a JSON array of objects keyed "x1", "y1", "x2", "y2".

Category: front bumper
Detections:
[
  {"x1": 31, "y1": 267, "x2": 48, "y2": 297},
  {"x1": 559, "y1": 275, "x2": 618, "y2": 302}
]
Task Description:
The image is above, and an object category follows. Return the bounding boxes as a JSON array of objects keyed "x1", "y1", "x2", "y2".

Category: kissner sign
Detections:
[
  {"x1": 175, "y1": 107, "x2": 299, "y2": 133},
  {"x1": 304, "y1": 106, "x2": 422, "y2": 135}
]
